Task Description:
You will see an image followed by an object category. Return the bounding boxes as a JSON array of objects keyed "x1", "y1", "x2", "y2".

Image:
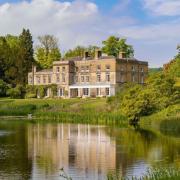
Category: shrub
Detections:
[
  {"x1": 7, "y1": 87, "x2": 21, "y2": 99},
  {"x1": 25, "y1": 93, "x2": 37, "y2": 99},
  {"x1": 6, "y1": 84, "x2": 25, "y2": 99},
  {"x1": 0, "y1": 79, "x2": 8, "y2": 97}
]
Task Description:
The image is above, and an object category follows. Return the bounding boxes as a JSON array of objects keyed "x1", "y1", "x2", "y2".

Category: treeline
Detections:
[{"x1": 108, "y1": 46, "x2": 180, "y2": 124}]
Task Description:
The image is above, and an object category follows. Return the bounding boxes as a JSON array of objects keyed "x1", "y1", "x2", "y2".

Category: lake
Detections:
[{"x1": 0, "y1": 120, "x2": 180, "y2": 180}]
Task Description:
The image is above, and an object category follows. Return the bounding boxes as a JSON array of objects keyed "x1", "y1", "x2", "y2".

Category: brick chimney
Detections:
[
  {"x1": 95, "y1": 49, "x2": 102, "y2": 59},
  {"x1": 119, "y1": 51, "x2": 126, "y2": 59}
]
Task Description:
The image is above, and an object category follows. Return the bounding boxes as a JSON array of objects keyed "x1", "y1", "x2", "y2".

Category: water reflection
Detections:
[
  {"x1": 28, "y1": 124, "x2": 116, "y2": 179},
  {"x1": 0, "y1": 121, "x2": 180, "y2": 180}
]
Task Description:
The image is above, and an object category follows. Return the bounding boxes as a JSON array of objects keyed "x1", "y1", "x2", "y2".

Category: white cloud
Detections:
[
  {"x1": 142, "y1": 0, "x2": 180, "y2": 16},
  {"x1": 0, "y1": 0, "x2": 179, "y2": 67}
]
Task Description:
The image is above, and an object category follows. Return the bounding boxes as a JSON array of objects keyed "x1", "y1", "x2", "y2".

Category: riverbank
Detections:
[{"x1": 0, "y1": 98, "x2": 127, "y2": 125}]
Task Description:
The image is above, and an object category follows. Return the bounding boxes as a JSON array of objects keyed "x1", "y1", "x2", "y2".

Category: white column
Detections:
[
  {"x1": 78, "y1": 88, "x2": 81, "y2": 97},
  {"x1": 88, "y1": 88, "x2": 91, "y2": 97}
]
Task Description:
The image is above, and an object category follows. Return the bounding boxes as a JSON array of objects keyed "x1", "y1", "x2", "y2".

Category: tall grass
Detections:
[
  {"x1": 0, "y1": 98, "x2": 128, "y2": 125},
  {"x1": 107, "y1": 167, "x2": 180, "y2": 180}
]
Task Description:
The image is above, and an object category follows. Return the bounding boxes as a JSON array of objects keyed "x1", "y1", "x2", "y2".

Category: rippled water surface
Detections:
[{"x1": 0, "y1": 120, "x2": 180, "y2": 180}]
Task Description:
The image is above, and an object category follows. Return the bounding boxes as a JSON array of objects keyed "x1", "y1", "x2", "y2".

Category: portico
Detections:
[{"x1": 69, "y1": 84, "x2": 115, "y2": 98}]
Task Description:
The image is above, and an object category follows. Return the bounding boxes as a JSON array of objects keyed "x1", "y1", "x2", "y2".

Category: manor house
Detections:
[{"x1": 28, "y1": 50, "x2": 148, "y2": 98}]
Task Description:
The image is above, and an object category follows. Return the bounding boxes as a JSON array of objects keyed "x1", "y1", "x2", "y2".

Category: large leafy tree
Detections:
[
  {"x1": 35, "y1": 35, "x2": 61, "y2": 68},
  {"x1": 102, "y1": 36, "x2": 134, "y2": 58}
]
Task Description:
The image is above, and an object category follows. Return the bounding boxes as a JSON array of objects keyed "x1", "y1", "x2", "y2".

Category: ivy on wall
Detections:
[{"x1": 26, "y1": 84, "x2": 58, "y2": 98}]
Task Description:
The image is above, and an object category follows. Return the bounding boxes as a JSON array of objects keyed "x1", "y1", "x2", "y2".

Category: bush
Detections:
[
  {"x1": 7, "y1": 87, "x2": 21, "y2": 99},
  {"x1": 25, "y1": 93, "x2": 37, "y2": 99},
  {"x1": 6, "y1": 84, "x2": 25, "y2": 99},
  {"x1": 0, "y1": 79, "x2": 9, "y2": 97}
]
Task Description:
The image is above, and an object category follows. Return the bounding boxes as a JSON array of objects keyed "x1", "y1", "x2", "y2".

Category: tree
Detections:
[
  {"x1": 102, "y1": 36, "x2": 134, "y2": 58},
  {"x1": 19, "y1": 29, "x2": 34, "y2": 84},
  {"x1": 64, "y1": 45, "x2": 100, "y2": 59},
  {"x1": 35, "y1": 35, "x2": 61, "y2": 68},
  {"x1": 64, "y1": 46, "x2": 86, "y2": 59}
]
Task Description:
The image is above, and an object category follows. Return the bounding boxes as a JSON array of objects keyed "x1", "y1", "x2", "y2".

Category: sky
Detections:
[{"x1": 0, "y1": 0, "x2": 180, "y2": 67}]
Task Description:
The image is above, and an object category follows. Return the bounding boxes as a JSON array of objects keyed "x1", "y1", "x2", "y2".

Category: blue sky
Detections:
[{"x1": 0, "y1": 0, "x2": 180, "y2": 67}]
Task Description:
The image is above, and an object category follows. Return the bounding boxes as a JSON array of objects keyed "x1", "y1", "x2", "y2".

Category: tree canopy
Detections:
[
  {"x1": 102, "y1": 36, "x2": 134, "y2": 58},
  {"x1": 35, "y1": 35, "x2": 61, "y2": 69}
]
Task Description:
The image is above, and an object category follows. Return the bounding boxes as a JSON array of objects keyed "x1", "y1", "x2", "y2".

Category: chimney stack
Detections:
[
  {"x1": 95, "y1": 49, "x2": 102, "y2": 59},
  {"x1": 119, "y1": 51, "x2": 126, "y2": 59}
]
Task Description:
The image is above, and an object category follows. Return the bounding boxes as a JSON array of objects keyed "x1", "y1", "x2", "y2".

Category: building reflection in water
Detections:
[{"x1": 28, "y1": 124, "x2": 118, "y2": 179}]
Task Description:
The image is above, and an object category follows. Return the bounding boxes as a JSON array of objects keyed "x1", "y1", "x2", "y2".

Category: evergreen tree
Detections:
[{"x1": 19, "y1": 29, "x2": 34, "y2": 84}]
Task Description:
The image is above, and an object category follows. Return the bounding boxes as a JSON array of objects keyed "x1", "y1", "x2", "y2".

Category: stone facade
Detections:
[{"x1": 28, "y1": 51, "x2": 148, "y2": 98}]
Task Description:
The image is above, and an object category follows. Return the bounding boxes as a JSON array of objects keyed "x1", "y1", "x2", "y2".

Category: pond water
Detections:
[{"x1": 0, "y1": 120, "x2": 180, "y2": 180}]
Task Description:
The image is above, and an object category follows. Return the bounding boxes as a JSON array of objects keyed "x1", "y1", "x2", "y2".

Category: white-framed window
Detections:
[
  {"x1": 58, "y1": 88, "x2": 64, "y2": 97},
  {"x1": 97, "y1": 65, "x2": 101, "y2": 71},
  {"x1": 86, "y1": 76, "x2": 89, "y2": 82},
  {"x1": 48, "y1": 75, "x2": 51, "y2": 83},
  {"x1": 43, "y1": 76, "x2": 46, "y2": 84},
  {"x1": 106, "y1": 65, "x2": 110, "y2": 71},
  {"x1": 83, "y1": 88, "x2": 89, "y2": 96},
  {"x1": 81, "y1": 76, "x2": 84, "y2": 82},
  {"x1": 57, "y1": 67, "x2": 60, "y2": 73},
  {"x1": 56, "y1": 75, "x2": 60, "y2": 83},
  {"x1": 85, "y1": 66, "x2": 89, "y2": 72},
  {"x1": 97, "y1": 74, "x2": 101, "y2": 82},
  {"x1": 75, "y1": 76, "x2": 78, "y2": 83},
  {"x1": 62, "y1": 67, "x2": 65, "y2": 72},
  {"x1": 132, "y1": 65, "x2": 135, "y2": 71},
  {"x1": 36, "y1": 76, "x2": 40, "y2": 84},
  {"x1": 120, "y1": 74, "x2": 124, "y2": 83},
  {"x1": 81, "y1": 66, "x2": 85, "y2": 72},
  {"x1": 106, "y1": 73, "x2": 110, "y2": 82},
  {"x1": 106, "y1": 88, "x2": 110, "y2": 96},
  {"x1": 141, "y1": 67, "x2": 144, "y2": 72},
  {"x1": 62, "y1": 74, "x2": 65, "y2": 83},
  {"x1": 96, "y1": 88, "x2": 100, "y2": 96}
]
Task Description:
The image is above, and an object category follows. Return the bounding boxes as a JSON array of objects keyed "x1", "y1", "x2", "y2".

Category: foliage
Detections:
[
  {"x1": 108, "y1": 71, "x2": 178, "y2": 123},
  {"x1": 26, "y1": 84, "x2": 57, "y2": 98},
  {"x1": 64, "y1": 45, "x2": 99, "y2": 59},
  {"x1": 19, "y1": 29, "x2": 34, "y2": 84},
  {"x1": 0, "y1": 79, "x2": 9, "y2": 97},
  {"x1": 102, "y1": 36, "x2": 134, "y2": 58},
  {"x1": 6, "y1": 85, "x2": 25, "y2": 99},
  {"x1": 35, "y1": 35, "x2": 61, "y2": 68},
  {"x1": 0, "y1": 29, "x2": 33, "y2": 85}
]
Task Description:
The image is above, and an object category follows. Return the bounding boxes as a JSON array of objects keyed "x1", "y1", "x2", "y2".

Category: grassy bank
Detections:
[
  {"x1": 0, "y1": 98, "x2": 127, "y2": 125},
  {"x1": 107, "y1": 167, "x2": 180, "y2": 180}
]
